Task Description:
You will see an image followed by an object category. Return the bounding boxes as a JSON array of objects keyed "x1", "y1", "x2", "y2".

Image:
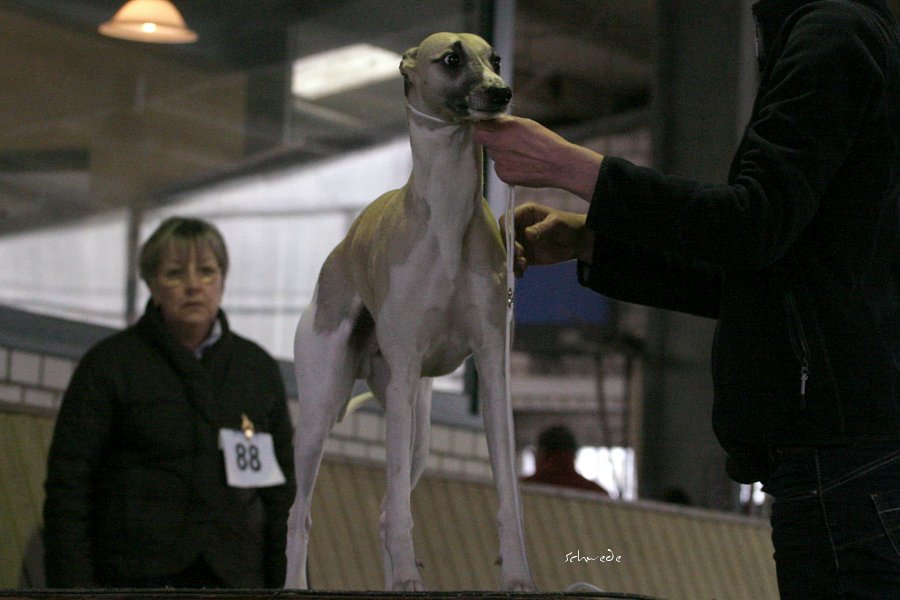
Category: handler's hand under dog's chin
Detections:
[{"x1": 474, "y1": 116, "x2": 604, "y2": 201}]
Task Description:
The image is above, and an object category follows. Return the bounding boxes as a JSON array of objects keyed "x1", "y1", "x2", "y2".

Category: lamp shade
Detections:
[{"x1": 99, "y1": 0, "x2": 198, "y2": 44}]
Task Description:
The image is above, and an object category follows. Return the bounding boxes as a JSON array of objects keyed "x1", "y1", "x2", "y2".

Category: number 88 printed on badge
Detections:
[{"x1": 219, "y1": 413, "x2": 286, "y2": 488}]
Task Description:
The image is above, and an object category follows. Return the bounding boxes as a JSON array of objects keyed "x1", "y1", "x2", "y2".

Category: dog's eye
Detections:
[
  {"x1": 491, "y1": 56, "x2": 502, "y2": 73},
  {"x1": 442, "y1": 53, "x2": 461, "y2": 67}
]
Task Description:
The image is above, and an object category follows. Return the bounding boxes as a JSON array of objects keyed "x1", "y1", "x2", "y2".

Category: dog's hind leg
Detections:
[
  {"x1": 366, "y1": 354, "x2": 397, "y2": 589},
  {"x1": 410, "y1": 378, "x2": 432, "y2": 489},
  {"x1": 284, "y1": 285, "x2": 367, "y2": 589}
]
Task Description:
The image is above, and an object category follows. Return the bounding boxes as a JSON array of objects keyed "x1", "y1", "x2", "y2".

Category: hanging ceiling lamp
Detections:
[{"x1": 99, "y1": 0, "x2": 198, "y2": 44}]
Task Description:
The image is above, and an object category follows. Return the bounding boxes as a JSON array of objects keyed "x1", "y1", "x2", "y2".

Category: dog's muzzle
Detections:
[
  {"x1": 470, "y1": 85, "x2": 512, "y2": 114},
  {"x1": 488, "y1": 85, "x2": 513, "y2": 106}
]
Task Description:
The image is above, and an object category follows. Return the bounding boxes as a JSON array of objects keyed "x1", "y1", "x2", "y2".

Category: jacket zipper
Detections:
[{"x1": 783, "y1": 290, "x2": 810, "y2": 407}]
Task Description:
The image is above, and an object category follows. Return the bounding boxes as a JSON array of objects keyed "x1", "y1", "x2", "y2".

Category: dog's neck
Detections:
[{"x1": 405, "y1": 105, "x2": 482, "y2": 230}]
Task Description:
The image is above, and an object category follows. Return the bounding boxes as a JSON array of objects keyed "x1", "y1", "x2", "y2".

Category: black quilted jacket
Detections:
[
  {"x1": 579, "y1": 0, "x2": 900, "y2": 482},
  {"x1": 43, "y1": 303, "x2": 296, "y2": 587}
]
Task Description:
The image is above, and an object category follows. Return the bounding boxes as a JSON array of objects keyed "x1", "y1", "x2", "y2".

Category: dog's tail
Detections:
[{"x1": 337, "y1": 391, "x2": 375, "y2": 422}]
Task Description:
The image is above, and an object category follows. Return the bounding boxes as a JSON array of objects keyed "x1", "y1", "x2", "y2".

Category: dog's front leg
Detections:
[
  {"x1": 380, "y1": 365, "x2": 428, "y2": 591},
  {"x1": 474, "y1": 346, "x2": 537, "y2": 592}
]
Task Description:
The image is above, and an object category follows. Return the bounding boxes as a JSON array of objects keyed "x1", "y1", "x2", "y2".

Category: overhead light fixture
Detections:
[
  {"x1": 292, "y1": 44, "x2": 402, "y2": 100},
  {"x1": 99, "y1": 0, "x2": 198, "y2": 44}
]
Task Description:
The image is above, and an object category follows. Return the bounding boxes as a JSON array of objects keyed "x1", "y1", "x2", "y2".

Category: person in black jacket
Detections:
[
  {"x1": 475, "y1": 1, "x2": 899, "y2": 598},
  {"x1": 43, "y1": 217, "x2": 296, "y2": 588}
]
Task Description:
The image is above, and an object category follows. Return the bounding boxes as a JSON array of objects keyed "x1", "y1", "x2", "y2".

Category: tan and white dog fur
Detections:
[{"x1": 284, "y1": 32, "x2": 534, "y2": 592}]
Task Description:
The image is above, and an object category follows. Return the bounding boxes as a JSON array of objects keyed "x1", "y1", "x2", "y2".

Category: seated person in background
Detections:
[
  {"x1": 43, "y1": 217, "x2": 296, "y2": 588},
  {"x1": 522, "y1": 425, "x2": 608, "y2": 495}
]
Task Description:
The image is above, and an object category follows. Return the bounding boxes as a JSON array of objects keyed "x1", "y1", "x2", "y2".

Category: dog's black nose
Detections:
[{"x1": 488, "y1": 86, "x2": 512, "y2": 105}]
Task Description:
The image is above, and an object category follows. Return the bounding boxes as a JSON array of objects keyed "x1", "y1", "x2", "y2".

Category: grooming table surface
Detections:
[{"x1": 0, "y1": 591, "x2": 665, "y2": 600}]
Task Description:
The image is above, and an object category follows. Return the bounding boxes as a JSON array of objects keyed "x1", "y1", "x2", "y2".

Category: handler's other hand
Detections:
[
  {"x1": 474, "y1": 115, "x2": 604, "y2": 202},
  {"x1": 499, "y1": 202, "x2": 594, "y2": 276}
]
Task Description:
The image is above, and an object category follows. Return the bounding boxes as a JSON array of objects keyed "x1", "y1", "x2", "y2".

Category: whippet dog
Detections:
[{"x1": 284, "y1": 32, "x2": 534, "y2": 592}]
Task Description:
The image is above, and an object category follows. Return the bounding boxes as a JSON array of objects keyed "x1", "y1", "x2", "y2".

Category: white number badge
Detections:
[{"x1": 218, "y1": 427, "x2": 286, "y2": 488}]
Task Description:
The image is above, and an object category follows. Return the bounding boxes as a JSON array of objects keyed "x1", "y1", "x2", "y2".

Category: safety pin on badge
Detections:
[{"x1": 241, "y1": 413, "x2": 255, "y2": 439}]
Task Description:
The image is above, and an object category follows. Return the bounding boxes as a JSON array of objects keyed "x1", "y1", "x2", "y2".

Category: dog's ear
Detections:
[
  {"x1": 400, "y1": 46, "x2": 418, "y2": 74},
  {"x1": 400, "y1": 46, "x2": 418, "y2": 95}
]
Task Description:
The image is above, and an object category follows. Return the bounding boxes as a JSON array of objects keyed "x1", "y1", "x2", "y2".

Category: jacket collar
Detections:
[
  {"x1": 136, "y1": 300, "x2": 234, "y2": 423},
  {"x1": 753, "y1": 0, "x2": 890, "y2": 22},
  {"x1": 752, "y1": 0, "x2": 810, "y2": 70},
  {"x1": 137, "y1": 300, "x2": 231, "y2": 365},
  {"x1": 752, "y1": 0, "x2": 891, "y2": 69}
]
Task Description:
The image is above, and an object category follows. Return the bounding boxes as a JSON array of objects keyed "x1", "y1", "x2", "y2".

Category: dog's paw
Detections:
[
  {"x1": 393, "y1": 578, "x2": 428, "y2": 592},
  {"x1": 503, "y1": 577, "x2": 537, "y2": 592}
]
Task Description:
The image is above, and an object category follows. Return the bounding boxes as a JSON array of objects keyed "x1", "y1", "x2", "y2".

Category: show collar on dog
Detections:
[{"x1": 406, "y1": 103, "x2": 455, "y2": 126}]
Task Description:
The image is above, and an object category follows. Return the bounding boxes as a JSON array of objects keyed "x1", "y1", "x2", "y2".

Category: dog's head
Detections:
[{"x1": 400, "y1": 32, "x2": 512, "y2": 123}]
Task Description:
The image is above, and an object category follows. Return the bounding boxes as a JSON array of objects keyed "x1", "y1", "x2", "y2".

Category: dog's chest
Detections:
[
  {"x1": 392, "y1": 224, "x2": 504, "y2": 304},
  {"x1": 379, "y1": 236, "x2": 505, "y2": 377}
]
